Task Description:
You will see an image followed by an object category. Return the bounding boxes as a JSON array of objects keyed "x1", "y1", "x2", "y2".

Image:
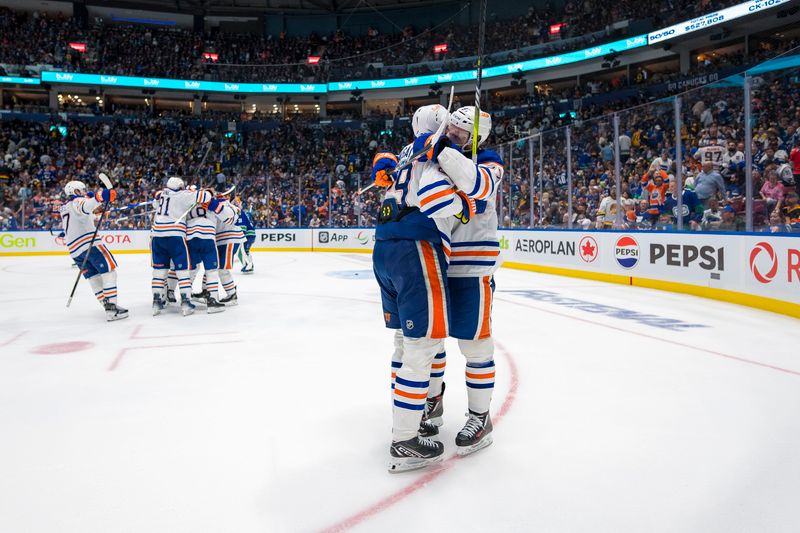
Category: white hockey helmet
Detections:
[
  {"x1": 412, "y1": 104, "x2": 449, "y2": 137},
  {"x1": 64, "y1": 180, "x2": 87, "y2": 196},
  {"x1": 166, "y1": 176, "x2": 185, "y2": 191},
  {"x1": 447, "y1": 106, "x2": 492, "y2": 150}
]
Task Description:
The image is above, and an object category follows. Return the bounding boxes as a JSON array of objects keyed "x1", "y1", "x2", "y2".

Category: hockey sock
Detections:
[
  {"x1": 189, "y1": 268, "x2": 199, "y2": 285},
  {"x1": 429, "y1": 350, "x2": 446, "y2": 397},
  {"x1": 219, "y1": 270, "x2": 236, "y2": 297},
  {"x1": 167, "y1": 269, "x2": 178, "y2": 294},
  {"x1": 459, "y1": 338, "x2": 495, "y2": 414},
  {"x1": 390, "y1": 329, "x2": 403, "y2": 393},
  {"x1": 88, "y1": 275, "x2": 105, "y2": 304},
  {"x1": 392, "y1": 336, "x2": 438, "y2": 442},
  {"x1": 206, "y1": 269, "x2": 221, "y2": 301},
  {"x1": 176, "y1": 270, "x2": 192, "y2": 302},
  {"x1": 151, "y1": 269, "x2": 167, "y2": 297},
  {"x1": 101, "y1": 270, "x2": 118, "y2": 304}
]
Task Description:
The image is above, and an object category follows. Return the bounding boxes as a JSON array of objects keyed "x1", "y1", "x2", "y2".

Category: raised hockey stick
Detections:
[
  {"x1": 109, "y1": 200, "x2": 155, "y2": 213},
  {"x1": 470, "y1": 0, "x2": 488, "y2": 164},
  {"x1": 66, "y1": 172, "x2": 114, "y2": 308},
  {"x1": 357, "y1": 86, "x2": 455, "y2": 196}
]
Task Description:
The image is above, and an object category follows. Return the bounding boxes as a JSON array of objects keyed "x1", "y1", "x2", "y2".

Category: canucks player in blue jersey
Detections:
[{"x1": 234, "y1": 197, "x2": 256, "y2": 274}]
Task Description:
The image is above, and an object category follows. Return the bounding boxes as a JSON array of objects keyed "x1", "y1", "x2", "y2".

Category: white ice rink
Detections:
[{"x1": 1, "y1": 252, "x2": 799, "y2": 533}]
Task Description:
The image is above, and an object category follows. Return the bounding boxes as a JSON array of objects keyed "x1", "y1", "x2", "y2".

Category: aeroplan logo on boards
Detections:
[{"x1": 749, "y1": 241, "x2": 800, "y2": 284}]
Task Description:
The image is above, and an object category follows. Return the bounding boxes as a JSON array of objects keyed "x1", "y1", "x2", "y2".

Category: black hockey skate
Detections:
[
  {"x1": 389, "y1": 435, "x2": 444, "y2": 473},
  {"x1": 220, "y1": 292, "x2": 238, "y2": 306},
  {"x1": 167, "y1": 289, "x2": 177, "y2": 304},
  {"x1": 152, "y1": 294, "x2": 166, "y2": 316},
  {"x1": 423, "y1": 382, "x2": 445, "y2": 427},
  {"x1": 181, "y1": 299, "x2": 196, "y2": 317},
  {"x1": 206, "y1": 297, "x2": 226, "y2": 314},
  {"x1": 455, "y1": 410, "x2": 493, "y2": 456},
  {"x1": 103, "y1": 299, "x2": 129, "y2": 322},
  {"x1": 191, "y1": 289, "x2": 209, "y2": 305},
  {"x1": 418, "y1": 417, "x2": 439, "y2": 438},
  {"x1": 240, "y1": 265, "x2": 254, "y2": 275}
]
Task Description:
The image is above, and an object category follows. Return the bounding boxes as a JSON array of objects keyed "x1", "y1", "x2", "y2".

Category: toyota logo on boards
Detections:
[{"x1": 749, "y1": 242, "x2": 778, "y2": 284}]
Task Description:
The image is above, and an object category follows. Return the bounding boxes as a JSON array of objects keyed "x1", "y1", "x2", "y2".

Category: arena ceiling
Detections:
[{"x1": 87, "y1": 0, "x2": 456, "y2": 16}]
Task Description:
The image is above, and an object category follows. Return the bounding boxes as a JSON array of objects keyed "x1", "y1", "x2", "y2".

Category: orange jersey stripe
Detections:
[
  {"x1": 419, "y1": 188, "x2": 453, "y2": 207},
  {"x1": 420, "y1": 241, "x2": 447, "y2": 338},
  {"x1": 431, "y1": 362, "x2": 446, "y2": 369},
  {"x1": 479, "y1": 275, "x2": 492, "y2": 339},
  {"x1": 394, "y1": 389, "x2": 427, "y2": 400},
  {"x1": 466, "y1": 371, "x2": 495, "y2": 380}
]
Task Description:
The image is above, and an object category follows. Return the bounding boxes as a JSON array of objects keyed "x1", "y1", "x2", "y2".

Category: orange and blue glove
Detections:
[
  {"x1": 454, "y1": 190, "x2": 477, "y2": 224},
  {"x1": 371, "y1": 152, "x2": 398, "y2": 187},
  {"x1": 95, "y1": 189, "x2": 117, "y2": 203}
]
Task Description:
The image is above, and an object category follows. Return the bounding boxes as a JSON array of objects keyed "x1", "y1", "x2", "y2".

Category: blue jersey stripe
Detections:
[
  {"x1": 395, "y1": 376, "x2": 429, "y2": 389},
  {"x1": 450, "y1": 260, "x2": 496, "y2": 266},
  {"x1": 393, "y1": 400, "x2": 425, "y2": 411},
  {"x1": 417, "y1": 179, "x2": 451, "y2": 196},
  {"x1": 466, "y1": 360, "x2": 495, "y2": 369},
  {"x1": 430, "y1": 371, "x2": 445, "y2": 378},
  {"x1": 421, "y1": 198, "x2": 453, "y2": 216},
  {"x1": 391, "y1": 361, "x2": 402, "y2": 368},
  {"x1": 466, "y1": 382, "x2": 495, "y2": 389}
]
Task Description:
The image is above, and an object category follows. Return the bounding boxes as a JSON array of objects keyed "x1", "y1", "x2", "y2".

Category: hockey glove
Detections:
[
  {"x1": 412, "y1": 132, "x2": 434, "y2": 162},
  {"x1": 428, "y1": 136, "x2": 451, "y2": 163},
  {"x1": 199, "y1": 190, "x2": 213, "y2": 209},
  {"x1": 453, "y1": 190, "x2": 477, "y2": 224},
  {"x1": 371, "y1": 152, "x2": 398, "y2": 188},
  {"x1": 95, "y1": 189, "x2": 117, "y2": 203}
]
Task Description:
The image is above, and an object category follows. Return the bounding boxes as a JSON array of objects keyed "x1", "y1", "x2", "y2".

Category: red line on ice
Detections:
[
  {"x1": 0, "y1": 330, "x2": 27, "y2": 347},
  {"x1": 129, "y1": 324, "x2": 237, "y2": 340},
  {"x1": 319, "y1": 340, "x2": 519, "y2": 533},
  {"x1": 498, "y1": 296, "x2": 800, "y2": 378},
  {"x1": 108, "y1": 340, "x2": 242, "y2": 371}
]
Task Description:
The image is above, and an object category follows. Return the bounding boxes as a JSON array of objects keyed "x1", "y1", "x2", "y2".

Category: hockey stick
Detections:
[
  {"x1": 66, "y1": 172, "x2": 114, "y2": 308},
  {"x1": 109, "y1": 200, "x2": 155, "y2": 213},
  {"x1": 358, "y1": 86, "x2": 455, "y2": 196},
  {"x1": 113, "y1": 210, "x2": 154, "y2": 223},
  {"x1": 470, "y1": 0, "x2": 488, "y2": 164}
]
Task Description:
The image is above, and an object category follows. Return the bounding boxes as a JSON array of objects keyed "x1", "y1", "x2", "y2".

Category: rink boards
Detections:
[{"x1": 1, "y1": 228, "x2": 798, "y2": 317}]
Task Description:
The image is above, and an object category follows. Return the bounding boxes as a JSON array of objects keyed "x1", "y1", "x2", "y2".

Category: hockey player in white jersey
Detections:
[
  {"x1": 183, "y1": 195, "x2": 235, "y2": 313},
  {"x1": 212, "y1": 182, "x2": 244, "y2": 306},
  {"x1": 420, "y1": 106, "x2": 503, "y2": 456},
  {"x1": 59, "y1": 180, "x2": 128, "y2": 321},
  {"x1": 151, "y1": 177, "x2": 211, "y2": 316}
]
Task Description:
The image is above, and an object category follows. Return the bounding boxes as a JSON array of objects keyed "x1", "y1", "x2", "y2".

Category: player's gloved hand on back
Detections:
[
  {"x1": 453, "y1": 190, "x2": 476, "y2": 224},
  {"x1": 371, "y1": 152, "x2": 398, "y2": 187},
  {"x1": 95, "y1": 189, "x2": 117, "y2": 203},
  {"x1": 412, "y1": 132, "x2": 433, "y2": 162},
  {"x1": 428, "y1": 136, "x2": 451, "y2": 163},
  {"x1": 207, "y1": 198, "x2": 223, "y2": 213},
  {"x1": 199, "y1": 190, "x2": 213, "y2": 209}
]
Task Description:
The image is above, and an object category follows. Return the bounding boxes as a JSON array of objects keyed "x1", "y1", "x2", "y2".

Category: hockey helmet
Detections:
[
  {"x1": 166, "y1": 176, "x2": 185, "y2": 191},
  {"x1": 412, "y1": 104, "x2": 449, "y2": 137},
  {"x1": 64, "y1": 180, "x2": 87, "y2": 196},
  {"x1": 447, "y1": 106, "x2": 492, "y2": 150}
]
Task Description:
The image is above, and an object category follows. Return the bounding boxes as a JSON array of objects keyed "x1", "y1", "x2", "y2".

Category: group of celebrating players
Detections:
[
  {"x1": 370, "y1": 103, "x2": 504, "y2": 472},
  {"x1": 58, "y1": 102, "x2": 502, "y2": 474},
  {"x1": 58, "y1": 174, "x2": 256, "y2": 321}
]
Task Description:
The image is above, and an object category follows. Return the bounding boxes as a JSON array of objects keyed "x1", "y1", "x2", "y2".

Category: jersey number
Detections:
[
  {"x1": 62, "y1": 213, "x2": 70, "y2": 233},
  {"x1": 157, "y1": 196, "x2": 171, "y2": 216}
]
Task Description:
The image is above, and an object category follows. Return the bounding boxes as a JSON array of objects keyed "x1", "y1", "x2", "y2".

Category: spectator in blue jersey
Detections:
[{"x1": 663, "y1": 178, "x2": 703, "y2": 230}]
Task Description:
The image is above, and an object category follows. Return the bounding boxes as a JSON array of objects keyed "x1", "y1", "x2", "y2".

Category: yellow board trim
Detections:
[
  {"x1": 502, "y1": 261, "x2": 631, "y2": 286},
  {"x1": 501, "y1": 261, "x2": 800, "y2": 320}
]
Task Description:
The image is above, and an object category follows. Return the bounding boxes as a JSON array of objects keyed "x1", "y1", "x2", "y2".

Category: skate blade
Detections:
[
  {"x1": 107, "y1": 313, "x2": 129, "y2": 322},
  {"x1": 456, "y1": 434, "x2": 493, "y2": 457},
  {"x1": 182, "y1": 308, "x2": 195, "y2": 317},
  {"x1": 152, "y1": 307, "x2": 163, "y2": 316},
  {"x1": 388, "y1": 454, "x2": 443, "y2": 473},
  {"x1": 223, "y1": 300, "x2": 238, "y2": 307},
  {"x1": 207, "y1": 307, "x2": 226, "y2": 314},
  {"x1": 241, "y1": 270, "x2": 254, "y2": 275}
]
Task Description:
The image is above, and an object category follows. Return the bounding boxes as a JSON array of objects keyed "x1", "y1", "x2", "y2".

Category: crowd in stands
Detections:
[
  {"x1": 0, "y1": 118, "x2": 403, "y2": 231},
  {"x1": 0, "y1": 0, "x2": 742, "y2": 83}
]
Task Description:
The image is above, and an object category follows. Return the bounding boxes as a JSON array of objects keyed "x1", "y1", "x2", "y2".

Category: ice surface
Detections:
[{"x1": 1, "y1": 252, "x2": 799, "y2": 533}]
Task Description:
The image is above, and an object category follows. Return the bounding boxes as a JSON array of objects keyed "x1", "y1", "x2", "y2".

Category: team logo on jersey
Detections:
[
  {"x1": 579, "y1": 236, "x2": 598, "y2": 263},
  {"x1": 406, "y1": 320, "x2": 414, "y2": 330},
  {"x1": 614, "y1": 236, "x2": 639, "y2": 269},
  {"x1": 749, "y1": 242, "x2": 778, "y2": 284}
]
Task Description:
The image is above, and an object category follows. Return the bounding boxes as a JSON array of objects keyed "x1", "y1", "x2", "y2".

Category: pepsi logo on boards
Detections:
[{"x1": 615, "y1": 236, "x2": 639, "y2": 269}]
